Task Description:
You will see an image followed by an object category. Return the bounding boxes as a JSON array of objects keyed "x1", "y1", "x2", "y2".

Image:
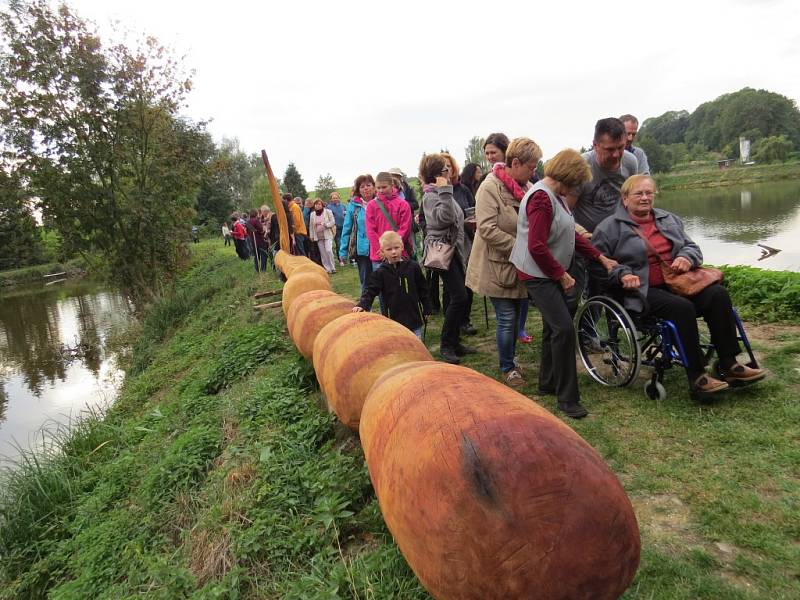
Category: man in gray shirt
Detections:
[
  {"x1": 574, "y1": 117, "x2": 640, "y2": 233},
  {"x1": 620, "y1": 113, "x2": 650, "y2": 175},
  {"x1": 570, "y1": 117, "x2": 637, "y2": 301}
]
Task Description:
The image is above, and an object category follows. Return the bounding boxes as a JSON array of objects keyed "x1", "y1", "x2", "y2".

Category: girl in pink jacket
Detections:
[{"x1": 365, "y1": 171, "x2": 413, "y2": 264}]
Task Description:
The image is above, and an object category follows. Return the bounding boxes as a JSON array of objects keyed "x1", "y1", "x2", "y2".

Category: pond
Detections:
[
  {"x1": 0, "y1": 279, "x2": 132, "y2": 463},
  {"x1": 657, "y1": 179, "x2": 800, "y2": 271}
]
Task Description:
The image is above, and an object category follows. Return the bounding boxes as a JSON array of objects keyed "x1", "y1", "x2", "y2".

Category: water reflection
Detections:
[
  {"x1": 658, "y1": 180, "x2": 800, "y2": 270},
  {"x1": 0, "y1": 281, "x2": 132, "y2": 460}
]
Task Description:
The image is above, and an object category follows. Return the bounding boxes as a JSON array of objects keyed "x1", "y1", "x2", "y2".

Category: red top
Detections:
[
  {"x1": 632, "y1": 213, "x2": 672, "y2": 286},
  {"x1": 231, "y1": 221, "x2": 247, "y2": 240},
  {"x1": 518, "y1": 190, "x2": 601, "y2": 281}
]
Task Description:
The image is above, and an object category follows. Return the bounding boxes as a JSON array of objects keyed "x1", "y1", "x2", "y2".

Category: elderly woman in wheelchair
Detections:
[{"x1": 581, "y1": 174, "x2": 765, "y2": 399}]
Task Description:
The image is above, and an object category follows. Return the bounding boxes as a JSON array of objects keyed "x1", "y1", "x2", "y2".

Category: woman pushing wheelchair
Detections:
[{"x1": 592, "y1": 175, "x2": 766, "y2": 397}]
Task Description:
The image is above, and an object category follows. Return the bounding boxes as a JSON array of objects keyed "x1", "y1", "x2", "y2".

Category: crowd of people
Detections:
[{"x1": 221, "y1": 115, "x2": 766, "y2": 419}]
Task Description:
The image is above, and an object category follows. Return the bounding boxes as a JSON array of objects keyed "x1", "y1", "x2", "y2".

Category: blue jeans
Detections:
[
  {"x1": 490, "y1": 297, "x2": 522, "y2": 373},
  {"x1": 355, "y1": 255, "x2": 373, "y2": 296},
  {"x1": 413, "y1": 326, "x2": 423, "y2": 340},
  {"x1": 372, "y1": 260, "x2": 387, "y2": 314},
  {"x1": 518, "y1": 298, "x2": 530, "y2": 336}
]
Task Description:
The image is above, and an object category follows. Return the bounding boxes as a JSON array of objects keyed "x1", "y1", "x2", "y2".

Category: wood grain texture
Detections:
[
  {"x1": 312, "y1": 312, "x2": 434, "y2": 430},
  {"x1": 360, "y1": 362, "x2": 640, "y2": 600},
  {"x1": 285, "y1": 291, "x2": 354, "y2": 359},
  {"x1": 280, "y1": 271, "x2": 331, "y2": 315}
]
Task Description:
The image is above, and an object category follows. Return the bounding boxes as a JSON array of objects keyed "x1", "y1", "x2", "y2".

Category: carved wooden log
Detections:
[
  {"x1": 281, "y1": 271, "x2": 331, "y2": 315},
  {"x1": 286, "y1": 290, "x2": 354, "y2": 359},
  {"x1": 289, "y1": 261, "x2": 329, "y2": 280},
  {"x1": 360, "y1": 361, "x2": 641, "y2": 600},
  {"x1": 312, "y1": 312, "x2": 433, "y2": 430}
]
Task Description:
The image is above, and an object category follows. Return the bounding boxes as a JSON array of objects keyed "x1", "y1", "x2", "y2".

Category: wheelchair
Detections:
[{"x1": 573, "y1": 290, "x2": 759, "y2": 400}]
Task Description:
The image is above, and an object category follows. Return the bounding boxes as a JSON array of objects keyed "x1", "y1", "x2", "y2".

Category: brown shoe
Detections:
[
  {"x1": 503, "y1": 368, "x2": 525, "y2": 388},
  {"x1": 691, "y1": 374, "x2": 729, "y2": 395},
  {"x1": 720, "y1": 363, "x2": 767, "y2": 385}
]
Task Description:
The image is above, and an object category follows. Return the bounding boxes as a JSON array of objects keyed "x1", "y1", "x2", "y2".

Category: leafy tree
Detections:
[
  {"x1": 640, "y1": 110, "x2": 690, "y2": 145},
  {"x1": 195, "y1": 138, "x2": 261, "y2": 224},
  {"x1": 637, "y1": 134, "x2": 671, "y2": 174},
  {"x1": 315, "y1": 173, "x2": 337, "y2": 200},
  {"x1": 195, "y1": 176, "x2": 233, "y2": 227},
  {"x1": 685, "y1": 88, "x2": 800, "y2": 152},
  {"x1": 283, "y1": 162, "x2": 307, "y2": 198},
  {"x1": 0, "y1": 170, "x2": 43, "y2": 270},
  {"x1": 0, "y1": 0, "x2": 210, "y2": 301},
  {"x1": 464, "y1": 136, "x2": 489, "y2": 173},
  {"x1": 249, "y1": 174, "x2": 280, "y2": 210},
  {"x1": 752, "y1": 135, "x2": 793, "y2": 164}
]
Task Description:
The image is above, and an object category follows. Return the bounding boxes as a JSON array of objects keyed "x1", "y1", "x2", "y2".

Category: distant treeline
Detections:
[{"x1": 638, "y1": 88, "x2": 800, "y2": 173}]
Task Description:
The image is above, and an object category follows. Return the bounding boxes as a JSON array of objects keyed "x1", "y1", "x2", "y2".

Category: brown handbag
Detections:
[{"x1": 630, "y1": 225, "x2": 723, "y2": 297}]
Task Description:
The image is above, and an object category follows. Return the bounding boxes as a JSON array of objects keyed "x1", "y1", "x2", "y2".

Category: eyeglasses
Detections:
[{"x1": 629, "y1": 191, "x2": 656, "y2": 199}]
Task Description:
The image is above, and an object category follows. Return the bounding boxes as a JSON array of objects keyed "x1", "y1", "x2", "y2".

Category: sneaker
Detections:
[
  {"x1": 454, "y1": 343, "x2": 477, "y2": 356},
  {"x1": 719, "y1": 363, "x2": 766, "y2": 385},
  {"x1": 518, "y1": 332, "x2": 533, "y2": 344},
  {"x1": 503, "y1": 369, "x2": 525, "y2": 388},
  {"x1": 557, "y1": 401, "x2": 588, "y2": 419},
  {"x1": 440, "y1": 347, "x2": 461, "y2": 364},
  {"x1": 461, "y1": 323, "x2": 478, "y2": 336},
  {"x1": 691, "y1": 374, "x2": 729, "y2": 395},
  {"x1": 513, "y1": 357, "x2": 524, "y2": 376}
]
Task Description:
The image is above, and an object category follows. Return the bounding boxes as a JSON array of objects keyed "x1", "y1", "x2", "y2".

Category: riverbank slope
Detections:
[
  {"x1": 655, "y1": 160, "x2": 800, "y2": 190},
  {"x1": 1, "y1": 241, "x2": 798, "y2": 598}
]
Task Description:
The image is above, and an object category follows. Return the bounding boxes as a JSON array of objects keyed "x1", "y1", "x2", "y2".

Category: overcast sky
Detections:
[{"x1": 72, "y1": 0, "x2": 800, "y2": 190}]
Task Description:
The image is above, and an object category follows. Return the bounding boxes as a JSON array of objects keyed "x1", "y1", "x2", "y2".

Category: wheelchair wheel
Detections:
[
  {"x1": 575, "y1": 296, "x2": 641, "y2": 387},
  {"x1": 644, "y1": 380, "x2": 667, "y2": 401}
]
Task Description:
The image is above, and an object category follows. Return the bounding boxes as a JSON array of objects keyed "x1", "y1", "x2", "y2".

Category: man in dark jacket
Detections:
[{"x1": 247, "y1": 208, "x2": 269, "y2": 273}]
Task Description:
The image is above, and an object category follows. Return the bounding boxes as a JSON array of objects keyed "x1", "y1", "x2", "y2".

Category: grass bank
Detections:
[
  {"x1": 655, "y1": 161, "x2": 800, "y2": 190},
  {"x1": 0, "y1": 258, "x2": 86, "y2": 288},
  {"x1": 1, "y1": 240, "x2": 798, "y2": 598}
]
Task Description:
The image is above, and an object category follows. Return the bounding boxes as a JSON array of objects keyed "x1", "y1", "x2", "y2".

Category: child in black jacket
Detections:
[{"x1": 353, "y1": 231, "x2": 431, "y2": 338}]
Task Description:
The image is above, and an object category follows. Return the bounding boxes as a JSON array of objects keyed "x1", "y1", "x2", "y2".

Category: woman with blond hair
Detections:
[
  {"x1": 510, "y1": 149, "x2": 617, "y2": 418},
  {"x1": 466, "y1": 137, "x2": 541, "y2": 387}
]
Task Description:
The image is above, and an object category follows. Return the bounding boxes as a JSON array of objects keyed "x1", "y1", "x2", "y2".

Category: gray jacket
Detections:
[
  {"x1": 422, "y1": 184, "x2": 467, "y2": 271},
  {"x1": 591, "y1": 205, "x2": 703, "y2": 312}
]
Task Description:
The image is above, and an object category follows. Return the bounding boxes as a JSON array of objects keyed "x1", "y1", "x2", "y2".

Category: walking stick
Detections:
[{"x1": 483, "y1": 296, "x2": 489, "y2": 329}]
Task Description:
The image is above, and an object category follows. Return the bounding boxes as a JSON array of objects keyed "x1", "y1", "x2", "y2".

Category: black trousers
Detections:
[
  {"x1": 440, "y1": 259, "x2": 468, "y2": 349},
  {"x1": 646, "y1": 284, "x2": 740, "y2": 380},
  {"x1": 525, "y1": 278, "x2": 581, "y2": 404}
]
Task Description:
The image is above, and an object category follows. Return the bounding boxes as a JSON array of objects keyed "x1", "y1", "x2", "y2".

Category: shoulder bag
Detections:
[
  {"x1": 630, "y1": 224, "x2": 722, "y2": 297},
  {"x1": 375, "y1": 198, "x2": 415, "y2": 259}
]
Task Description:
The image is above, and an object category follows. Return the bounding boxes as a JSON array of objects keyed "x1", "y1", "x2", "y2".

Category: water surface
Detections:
[
  {"x1": 657, "y1": 180, "x2": 800, "y2": 271},
  {"x1": 0, "y1": 280, "x2": 131, "y2": 462}
]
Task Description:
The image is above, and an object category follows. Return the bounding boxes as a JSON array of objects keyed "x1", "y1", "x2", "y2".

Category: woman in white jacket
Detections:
[{"x1": 309, "y1": 199, "x2": 338, "y2": 273}]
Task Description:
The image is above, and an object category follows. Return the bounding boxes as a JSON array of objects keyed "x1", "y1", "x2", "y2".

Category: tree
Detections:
[
  {"x1": 315, "y1": 173, "x2": 337, "y2": 199},
  {"x1": 464, "y1": 136, "x2": 489, "y2": 173},
  {"x1": 752, "y1": 135, "x2": 793, "y2": 164},
  {"x1": 640, "y1": 110, "x2": 690, "y2": 145},
  {"x1": 283, "y1": 162, "x2": 307, "y2": 198},
  {"x1": 636, "y1": 134, "x2": 671, "y2": 173},
  {"x1": 685, "y1": 88, "x2": 800, "y2": 152},
  {"x1": 248, "y1": 174, "x2": 280, "y2": 210},
  {"x1": 0, "y1": 170, "x2": 43, "y2": 270},
  {"x1": 0, "y1": 0, "x2": 210, "y2": 301}
]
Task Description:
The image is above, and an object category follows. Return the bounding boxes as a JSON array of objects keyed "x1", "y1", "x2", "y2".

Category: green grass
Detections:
[
  {"x1": 655, "y1": 160, "x2": 800, "y2": 190},
  {"x1": 1, "y1": 239, "x2": 798, "y2": 598}
]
